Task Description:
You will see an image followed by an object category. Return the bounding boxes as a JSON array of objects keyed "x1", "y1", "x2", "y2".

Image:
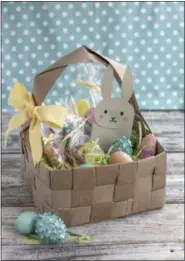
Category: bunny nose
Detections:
[{"x1": 111, "y1": 117, "x2": 116, "y2": 120}]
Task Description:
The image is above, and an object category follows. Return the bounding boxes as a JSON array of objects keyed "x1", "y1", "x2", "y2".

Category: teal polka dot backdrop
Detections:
[{"x1": 2, "y1": 1, "x2": 184, "y2": 112}]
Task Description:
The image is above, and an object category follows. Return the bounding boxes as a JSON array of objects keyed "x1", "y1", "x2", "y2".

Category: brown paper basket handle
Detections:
[{"x1": 32, "y1": 45, "x2": 151, "y2": 132}]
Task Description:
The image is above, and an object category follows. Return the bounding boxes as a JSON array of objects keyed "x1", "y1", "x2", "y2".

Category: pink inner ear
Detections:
[{"x1": 100, "y1": 114, "x2": 104, "y2": 119}]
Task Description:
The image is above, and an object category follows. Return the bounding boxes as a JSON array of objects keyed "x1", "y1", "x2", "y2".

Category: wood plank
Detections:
[
  {"x1": 2, "y1": 153, "x2": 184, "y2": 206},
  {"x1": 2, "y1": 243, "x2": 184, "y2": 260},
  {"x1": 2, "y1": 111, "x2": 184, "y2": 153},
  {"x1": 2, "y1": 205, "x2": 184, "y2": 260}
]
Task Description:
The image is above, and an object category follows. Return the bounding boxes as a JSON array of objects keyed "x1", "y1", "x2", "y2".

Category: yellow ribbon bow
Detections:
[
  {"x1": 74, "y1": 79, "x2": 101, "y2": 93},
  {"x1": 5, "y1": 82, "x2": 67, "y2": 165}
]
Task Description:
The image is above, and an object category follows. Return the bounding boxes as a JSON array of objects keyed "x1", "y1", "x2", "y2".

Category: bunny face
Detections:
[{"x1": 94, "y1": 98, "x2": 135, "y2": 129}]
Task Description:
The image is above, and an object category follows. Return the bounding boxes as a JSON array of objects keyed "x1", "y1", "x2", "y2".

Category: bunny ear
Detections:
[
  {"x1": 101, "y1": 64, "x2": 114, "y2": 99},
  {"x1": 121, "y1": 67, "x2": 133, "y2": 101}
]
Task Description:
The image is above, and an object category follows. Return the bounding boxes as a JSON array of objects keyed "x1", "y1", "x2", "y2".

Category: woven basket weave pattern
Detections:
[{"x1": 20, "y1": 131, "x2": 167, "y2": 227}]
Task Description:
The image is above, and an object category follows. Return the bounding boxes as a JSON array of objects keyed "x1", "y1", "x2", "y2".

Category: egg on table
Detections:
[{"x1": 109, "y1": 151, "x2": 133, "y2": 164}]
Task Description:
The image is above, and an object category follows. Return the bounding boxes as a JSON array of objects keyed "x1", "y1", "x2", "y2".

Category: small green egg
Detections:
[
  {"x1": 15, "y1": 212, "x2": 38, "y2": 235},
  {"x1": 80, "y1": 163, "x2": 94, "y2": 168}
]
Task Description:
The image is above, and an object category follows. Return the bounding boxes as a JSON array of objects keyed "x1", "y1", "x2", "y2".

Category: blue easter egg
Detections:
[
  {"x1": 108, "y1": 136, "x2": 133, "y2": 156},
  {"x1": 15, "y1": 212, "x2": 38, "y2": 235},
  {"x1": 80, "y1": 164, "x2": 94, "y2": 168}
]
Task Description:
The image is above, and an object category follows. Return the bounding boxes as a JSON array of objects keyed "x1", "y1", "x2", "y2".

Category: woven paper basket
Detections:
[{"x1": 20, "y1": 46, "x2": 167, "y2": 227}]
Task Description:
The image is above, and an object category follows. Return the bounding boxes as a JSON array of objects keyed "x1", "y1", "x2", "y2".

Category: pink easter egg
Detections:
[
  {"x1": 85, "y1": 107, "x2": 95, "y2": 125},
  {"x1": 139, "y1": 134, "x2": 157, "y2": 159}
]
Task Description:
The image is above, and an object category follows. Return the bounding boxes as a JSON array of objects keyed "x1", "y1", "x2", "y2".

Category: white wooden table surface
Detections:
[{"x1": 2, "y1": 111, "x2": 184, "y2": 260}]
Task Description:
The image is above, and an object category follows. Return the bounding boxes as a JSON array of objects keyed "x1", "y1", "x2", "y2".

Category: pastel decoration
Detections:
[
  {"x1": 4, "y1": 83, "x2": 67, "y2": 165},
  {"x1": 91, "y1": 65, "x2": 135, "y2": 152},
  {"x1": 80, "y1": 163, "x2": 94, "y2": 168},
  {"x1": 73, "y1": 99, "x2": 90, "y2": 117},
  {"x1": 138, "y1": 134, "x2": 157, "y2": 159},
  {"x1": 15, "y1": 212, "x2": 38, "y2": 235},
  {"x1": 74, "y1": 79, "x2": 101, "y2": 93},
  {"x1": 108, "y1": 136, "x2": 132, "y2": 156},
  {"x1": 109, "y1": 151, "x2": 133, "y2": 164}
]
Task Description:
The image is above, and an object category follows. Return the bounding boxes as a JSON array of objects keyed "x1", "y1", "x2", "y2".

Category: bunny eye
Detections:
[
  {"x1": 104, "y1": 110, "x2": 108, "y2": 114},
  {"x1": 120, "y1": 112, "x2": 124, "y2": 116}
]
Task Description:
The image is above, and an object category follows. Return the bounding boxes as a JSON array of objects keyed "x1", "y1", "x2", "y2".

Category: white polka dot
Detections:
[
  {"x1": 160, "y1": 92, "x2": 165, "y2": 97},
  {"x1": 128, "y1": 56, "x2": 133, "y2": 61},
  {"x1": 128, "y1": 24, "x2": 133, "y2": 30},
  {"x1": 147, "y1": 78, "x2": 153, "y2": 83},
  {"x1": 95, "y1": 2, "x2": 100, "y2": 8},
  {"x1": 115, "y1": 41, "x2": 120, "y2": 46},
  {"x1": 108, "y1": 2, "x2": 114, "y2": 7},
  {"x1": 56, "y1": 20, "x2": 61, "y2": 26},
  {"x1": 31, "y1": 53, "x2": 36, "y2": 59},
  {"x1": 42, "y1": 4, "x2": 48, "y2": 10},
  {"x1": 141, "y1": 24, "x2": 146, "y2": 29},
  {"x1": 44, "y1": 37, "x2": 49, "y2": 42},
  {"x1": 134, "y1": 64, "x2": 140, "y2": 69},
  {"x1": 179, "y1": 98, "x2": 184, "y2": 104},
  {"x1": 134, "y1": 16, "x2": 140, "y2": 22},
  {"x1": 147, "y1": 63, "x2": 152, "y2": 68},
  {"x1": 154, "y1": 8, "x2": 159, "y2": 13},
  {"x1": 134, "y1": 48, "x2": 140, "y2": 53},
  {"x1": 173, "y1": 15, "x2": 178, "y2": 20},
  {"x1": 17, "y1": 38, "x2": 23, "y2": 44},
  {"x1": 160, "y1": 46, "x2": 165, "y2": 52},
  {"x1": 147, "y1": 47, "x2": 152, "y2": 53},
  {"x1": 153, "y1": 100, "x2": 159, "y2": 105},
  {"x1": 141, "y1": 86, "x2": 146, "y2": 91},
  {"x1": 142, "y1": 101, "x2": 147, "y2": 106},
  {"x1": 166, "y1": 53, "x2": 172, "y2": 59},
  {"x1": 141, "y1": 56, "x2": 146, "y2": 61},
  {"x1": 141, "y1": 71, "x2": 146, "y2": 76},
  {"x1": 5, "y1": 55, "x2": 10, "y2": 61},
  {"x1": 153, "y1": 54, "x2": 159, "y2": 60},
  {"x1": 172, "y1": 91, "x2": 178, "y2": 96},
  {"x1": 140, "y1": 40, "x2": 146, "y2": 45},
  {"x1": 95, "y1": 18, "x2": 100, "y2": 24},
  {"x1": 134, "y1": 32, "x2": 139, "y2": 38},
  {"x1": 12, "y1": 62, "x2": 17, "y2": 68},
  {"x1": 179, "y1": 53, "x2": 184, "y2": 59},
  {"x1": 135, "y1": 79, "x2": 140, "y2": 84},
  {"x1": 25, "y1": 61, "x2": 30, "y2": 67},
  {"x1": 179, "y1": 69, "x2": 184, "y2": 74},
  {"x1": 50, "y1": 44, "x2": 55, "y2": 50},
  {"x1": 140, "y1": 8, "x2": 146, "y2": 14},
  {"x1": 75, "y1": 11, "x2": 80, "y2": 16},
  {"x1": 121, "y1": 33, "x2": 127, "y2": 38},
  {"x1": 128, "y1": 40, "x2": 133, "y2": 46},
  {"x1": 108, "y1": 33, "x2": 113, "y2": 39},
  {"x1": 115, "y1": 25, "x2": 120, "y2": 31},
  {"x1": 160, "y1": 77, "x2": 165, "y2": 82},
  {"x1": 63, "y1": 28, "x2": 68, "y2": 33},
  {"x1": 166, "y1": 99, "x2": 172, "y2": 104},
  {"x1": 89, "y1": 27, "x2": 94, "y2": 32},
  {"x1": 122, "y1": 17, "x2": 127, "y2": 23},
  {"x1": 121, "y1": 48, "x2": 127, "y2": 54},
  {"x1": 55, "y1": 4, "x2": 61, "y2": 9},
  {"x1": 166, "y1": 69, "x2": 172, "y2": 75},
  {"x1": 115, "y1": 9, "x2": 120, "y2": 15},
  {"x1": 160, "y1": 62, "x2": 165, "y2": 67},
  {"x1": 147, "y1": 93, "x2": 153, "y2": 98},
  {"x1": 43, "y1": 21, "x2": 48, "y2": 27},
  {"x1": 68, "y1": 3, "x2": 73, "y2": 9},
  {"x1": 49, "y1": 12, "x2": 54, "y2": 18},
  {"x1": 172, "y1": 77, "x2": 178, "y2": 82},
  {"x1": 108, "y1": 17, "x2": 114, "y2": 23},
  {"x1": 154, "y1": 70, "x2": 159, "y2": 75}
]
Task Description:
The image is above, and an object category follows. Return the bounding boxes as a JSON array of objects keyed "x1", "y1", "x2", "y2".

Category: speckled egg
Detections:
[
  {"x1": 109, "y1": 151, "x2": 133, "y2": 164},
  {"x1": 139, "y1": 134, "x2": 157, "y2": 159},
  {"x1": 15, "y1": 212, "x2": 38, "y2": 235},
  {"x1": 108, "y1": 136, "x2": 132, "y2": 156}
]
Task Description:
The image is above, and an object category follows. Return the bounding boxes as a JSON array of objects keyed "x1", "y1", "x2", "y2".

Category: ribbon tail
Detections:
[
  {"x1": 29, "y1": 118, "x2": 42, "y2": 166},
  {"x1": 4, "y1": 111, "x2": 28, "y2": 146}
]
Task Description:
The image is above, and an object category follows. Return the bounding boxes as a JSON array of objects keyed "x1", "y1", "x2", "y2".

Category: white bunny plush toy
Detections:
[{"x1": 91, "y1": 64, "x2": 135, "y2": 152}]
